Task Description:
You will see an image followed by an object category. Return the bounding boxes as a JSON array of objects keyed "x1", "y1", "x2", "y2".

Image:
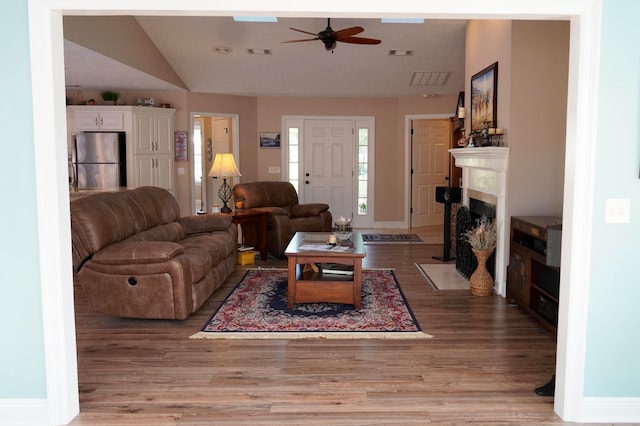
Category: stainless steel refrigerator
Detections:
[{"x1": 71, "y1": 132, "x2": 126, "y2": 189}]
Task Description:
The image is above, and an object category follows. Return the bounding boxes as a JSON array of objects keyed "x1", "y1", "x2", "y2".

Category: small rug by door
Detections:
[
  {"x1": 361, "y1": 233, "x2": 423, "y2": 243},
  {"x1": 417, "y1": 263, "x2": 470, "y2": 291},
  {"x1": 191, "y1": 269, "x2": 431, "y2": 340}
]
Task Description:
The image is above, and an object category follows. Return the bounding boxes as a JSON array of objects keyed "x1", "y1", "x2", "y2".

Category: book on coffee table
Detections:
[{"x1": 321, "y1": 263, "x2": 354, "y2": 276}]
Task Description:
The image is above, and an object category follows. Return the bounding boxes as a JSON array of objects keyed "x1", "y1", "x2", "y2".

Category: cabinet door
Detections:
[
  {"x1": 507, "y1": 250, "x2": 529, "y2": 306},
  {"x1": 134, "y1": 156, "x2": 155, "y2": 188},
  {"x1": 155, "y1": 155, "x2": 175, "y2": 195},
  {"x1": 98, "y1": 112, "x2": 124, "y2": 130},
  {"x1": 74, "y1": 111, "x2": 124, "y2": 130},
  {"x1": 134, "y1": 112, "x2": 155, "y2": 154},
  {"x1": 74, "y1": 111, "x2": 100, "y2": 130},
  {"x1": 154, "y1": 113, "x2": 174, "y2": 154}
]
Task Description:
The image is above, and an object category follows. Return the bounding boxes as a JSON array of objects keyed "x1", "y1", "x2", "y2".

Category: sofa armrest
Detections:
[
  {"x1": 179, "y1": 213, "x2": 233, "y2": 234},
  {"x1": 291, "y1": 203, "x2": 329, "y2": 218},
  {"x1": 91, "y1": 241, "x2": 184, "y2": 265}
]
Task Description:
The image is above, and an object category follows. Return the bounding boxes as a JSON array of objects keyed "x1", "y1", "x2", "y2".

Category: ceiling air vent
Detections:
[
  {"x1": 388, "y1": 50, "x2": 414, "y2": 56},
  {"x1": 247, "y1": 48, "x2": 272, "y2": 55},
  {"x1": 410, "y1": 71, "x2": 450, "y2": 86}
]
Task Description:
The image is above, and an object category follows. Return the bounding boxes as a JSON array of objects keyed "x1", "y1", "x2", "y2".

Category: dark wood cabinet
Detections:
[{"x1": 508, "y1": 216, "x2": 562, "y2": 333}]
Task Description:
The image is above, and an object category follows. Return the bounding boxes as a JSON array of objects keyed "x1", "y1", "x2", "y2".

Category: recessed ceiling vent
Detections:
[
  {"x1": 410, "y1": 71, "x2": 450, "y2": 86},
  {"x1": 388, "y1": 49, "x2": 414, "y2": 56},
  {"x1": 248, "y1": 48, "x2": 272, "y2": 55}
]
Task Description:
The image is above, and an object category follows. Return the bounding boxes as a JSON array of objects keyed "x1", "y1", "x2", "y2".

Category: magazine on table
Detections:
[{"x1": 321, "y1": 263, "x2": 354, "y2": 276}]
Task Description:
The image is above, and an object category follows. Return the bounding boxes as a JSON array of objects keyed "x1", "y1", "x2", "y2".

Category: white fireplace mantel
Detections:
[{"x1": 449, "y1": 147, "x2": 510, "y2": 296}]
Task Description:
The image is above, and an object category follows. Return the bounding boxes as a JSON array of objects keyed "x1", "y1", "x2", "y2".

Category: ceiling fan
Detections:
[{"x1": 283, "y1": 18, "x2": 382, "y2": 51}]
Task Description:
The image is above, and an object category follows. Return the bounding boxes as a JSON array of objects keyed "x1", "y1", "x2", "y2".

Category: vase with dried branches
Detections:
[{"x1": 463, "y1": 216, "x2": 497, "y2": 296}]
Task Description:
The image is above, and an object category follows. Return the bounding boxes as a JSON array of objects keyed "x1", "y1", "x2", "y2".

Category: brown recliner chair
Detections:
[{"x1": 232, "y1": 181, "x2": 332, "y2": 255}]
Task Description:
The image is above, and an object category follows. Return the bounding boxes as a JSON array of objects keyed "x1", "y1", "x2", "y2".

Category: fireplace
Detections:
[
  {"x1": 449, "y1": 147, "x2": 510, "y2": 296},
  {"x1": 456, "y1": 192, "x2": 497, "y2": 280}
]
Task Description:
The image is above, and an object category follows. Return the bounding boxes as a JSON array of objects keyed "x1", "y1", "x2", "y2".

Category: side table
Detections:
[{"x1": 228, "y1": 209, "x2": 269, "y2": 261}]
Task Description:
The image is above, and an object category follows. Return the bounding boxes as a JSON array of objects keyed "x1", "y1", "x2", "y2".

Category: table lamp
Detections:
[{"x1": 208, "y1": 153, "x2": 241, "y2": 213}]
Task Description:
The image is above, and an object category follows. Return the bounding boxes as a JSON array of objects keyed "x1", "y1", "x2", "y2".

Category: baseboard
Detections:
[
  {"x1": 370, "y1": 221, "x2": 407, "y2": 229},
  {"x1": 0, "y1": 399, "x2": 51, "y2": 426},
  {"x1": 579, "y1": 397, "x2": 640, "y2": 422}
]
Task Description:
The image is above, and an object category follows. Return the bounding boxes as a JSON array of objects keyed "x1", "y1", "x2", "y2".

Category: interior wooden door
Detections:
[{"x1": 410, "y1": 119, "x2": 450, "y2": 227}]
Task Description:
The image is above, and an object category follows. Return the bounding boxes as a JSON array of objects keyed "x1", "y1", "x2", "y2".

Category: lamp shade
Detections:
[{"x1": 208, "y1": 153, "x2": 241, "y2": 178}]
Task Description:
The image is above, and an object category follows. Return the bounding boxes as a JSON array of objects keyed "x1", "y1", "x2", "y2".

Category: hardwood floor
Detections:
[{"x1": 70, "y1": 226, "x2": 570, "y2": 425}]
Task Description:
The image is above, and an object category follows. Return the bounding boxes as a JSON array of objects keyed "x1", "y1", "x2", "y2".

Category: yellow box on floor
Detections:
[{"x1": 237, "y1": 251, "x2": 255, "y2": 265}]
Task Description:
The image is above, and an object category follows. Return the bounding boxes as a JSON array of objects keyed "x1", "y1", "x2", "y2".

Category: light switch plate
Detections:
[
  {"x1": 605, "y1": 198, "x2": 630, "y2": 223},
  {"x1": 268, "y1": 166, "x2": 281, "y2": 174},
  {"x1": 177, "y1": 167, "x2": 185, "y2": 175}
]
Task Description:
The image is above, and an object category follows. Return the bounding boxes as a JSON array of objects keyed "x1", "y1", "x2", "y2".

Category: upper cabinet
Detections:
[
  {"x1": 74, "y1": 110, "x2": 125, "y2": 130},
  {"x1": 132, "y1": 109, "x2": 175, "y2": 155}
]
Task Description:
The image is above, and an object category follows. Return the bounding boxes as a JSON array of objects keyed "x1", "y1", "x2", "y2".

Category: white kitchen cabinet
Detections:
[
  {"x1": 133, "y1": 155, "x2": 175, "y2": 195},
  {"x1": 73, "y1": 110, "x2": 125, "y2": 130},
  {"x1": 67, "y1": 106, "x2": 177, "y2": 196}
]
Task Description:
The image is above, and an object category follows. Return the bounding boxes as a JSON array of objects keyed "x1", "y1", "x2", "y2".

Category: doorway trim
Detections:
[
  {"x1": 282, "y1": 115, "x2": 375, "y2": 228},
  {"x1": 404, "y1": 114, "x2": 453, "y2": 228},
  {"x1": 25, "y1": 1, "x2": 603, "y2": 424},
  {"x1": 189, "y1": 112, "x2": 240, "y2": 214}
]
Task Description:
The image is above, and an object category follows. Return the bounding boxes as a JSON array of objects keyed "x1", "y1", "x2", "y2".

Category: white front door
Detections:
[
  {"x1": 302, "y1": 119, "x2": 354, "y2": 220},
  {"x1": 411, "y1": 119, "x2": 450, "y2": 227}
]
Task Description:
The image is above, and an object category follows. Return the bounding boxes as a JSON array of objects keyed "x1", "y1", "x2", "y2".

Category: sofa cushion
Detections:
[{"x1": 91, "y1": 241, "x2": 184, "y2": 265}]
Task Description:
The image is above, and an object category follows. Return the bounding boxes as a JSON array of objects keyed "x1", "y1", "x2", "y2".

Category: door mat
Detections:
[
  {"x1": 191, "y1": 269, "x2": 432, "y2": 340},
  {"x1": 361, "y1": 233, "x2": 423, "y2": 243},
  {"x1": 416, "y1": 263, "x2": 470, "y2": 291}
]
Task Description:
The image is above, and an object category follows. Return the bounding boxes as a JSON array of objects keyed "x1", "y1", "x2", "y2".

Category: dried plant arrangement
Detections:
[{"x1": 463, "y1": 216, "x2": 497, "y2": 251}]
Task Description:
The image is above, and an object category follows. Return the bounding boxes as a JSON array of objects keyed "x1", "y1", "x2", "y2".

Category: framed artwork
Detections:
[
  {"x1": 259, "y1": 132, "x2": 281, "y2": 148},
  {"x1": 470, "y1": 62, "x2": 498, "y2": 132},
  {"x1": 174, "y1": 130, "x2": 188, "y2": 162}
]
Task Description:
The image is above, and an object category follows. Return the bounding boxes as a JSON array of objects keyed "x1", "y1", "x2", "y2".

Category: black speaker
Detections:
[{"x1": 435, "y1": 186, "x2": 462, "y2": 204}]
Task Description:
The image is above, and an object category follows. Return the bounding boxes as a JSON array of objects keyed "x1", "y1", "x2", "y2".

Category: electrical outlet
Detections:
[
  {"x1": 268, "y1": 166, "x2": 281, "y2": 174},
  {"x1": 604, "y1": 198, "x2": 630, "y2": 223},
  {"x1": 177, "y1": 167, "x2": 185, "y2": 175}
]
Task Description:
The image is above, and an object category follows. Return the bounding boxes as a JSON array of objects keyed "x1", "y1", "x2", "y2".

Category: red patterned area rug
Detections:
[{"x1": 190, "y1": 269, "x2": 431, "y2": 340}]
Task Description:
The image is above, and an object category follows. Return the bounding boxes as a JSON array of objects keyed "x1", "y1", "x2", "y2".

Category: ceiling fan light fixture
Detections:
[{"x1": 389, "y1": 49, "x2": 414, "y2": 56}]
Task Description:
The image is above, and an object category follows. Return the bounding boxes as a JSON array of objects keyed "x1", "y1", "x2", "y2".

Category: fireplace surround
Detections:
[{"x1": 449, "y1": 147, "x2": 510, "y2": 296}]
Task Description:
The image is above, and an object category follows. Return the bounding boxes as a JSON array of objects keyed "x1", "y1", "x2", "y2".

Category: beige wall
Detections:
[
  {"x1": 256, "y1": 95, "x2": 457, "y2": 222},
  {"x1": 466, "y1": 20, "x2": 568, "y2": 219}
]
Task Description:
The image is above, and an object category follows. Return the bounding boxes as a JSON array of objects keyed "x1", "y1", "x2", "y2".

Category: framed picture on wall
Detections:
[
  {"x1": 174, "y1": 130, "x2": 188, "y2": 161},
  {"x1": 259, "y1": 132, "x2": 281, "y2": 148},
  {"x1": 470, "y1": 62, "x2": 498, "y2": 132}
]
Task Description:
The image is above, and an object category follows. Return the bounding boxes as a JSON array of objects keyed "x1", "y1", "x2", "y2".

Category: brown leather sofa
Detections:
[
  {"x1": 70, "y1": 186, "x2": 237, "y2": 320},
  {"x1": 232, "y1": 181, "x2": 332, "y2": 255}
]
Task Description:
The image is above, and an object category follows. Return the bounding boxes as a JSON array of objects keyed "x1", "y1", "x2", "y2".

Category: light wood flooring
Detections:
[{"x1": 69, "y1": 226, "x2": 573, "y2": 425}]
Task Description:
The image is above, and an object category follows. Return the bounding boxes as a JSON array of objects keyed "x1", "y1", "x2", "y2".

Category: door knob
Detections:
[
  {"x1": 305, "y1": 173, "x2": 310, "y2": 177},
  {"x1": 305, "y1": 180, "x2": 310, "y2": 184}
]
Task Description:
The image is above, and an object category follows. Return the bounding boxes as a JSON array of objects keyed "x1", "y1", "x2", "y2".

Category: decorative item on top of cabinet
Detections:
[{"x1": 507, "y1": 216, "x2": 562, "y2": 333}]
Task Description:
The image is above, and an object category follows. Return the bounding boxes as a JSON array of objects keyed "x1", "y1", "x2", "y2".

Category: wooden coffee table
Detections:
[{"x1": 284, "y1": 232, "x2": 366, "y2": 309}]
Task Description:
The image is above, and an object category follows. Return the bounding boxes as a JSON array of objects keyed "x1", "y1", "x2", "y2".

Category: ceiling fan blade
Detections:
[
  {"x1": 288, "y1": 27, "x2": 319, "y2": 37},
  {"x1": 339, "y1": 36, "x2": 382, "y2": 45},
  {"x1": 333, "y1": 26, "x2": 365, "y2": 39},
  {"x1": 282, "y1": 37, "x2": 319, "y2": 43}
]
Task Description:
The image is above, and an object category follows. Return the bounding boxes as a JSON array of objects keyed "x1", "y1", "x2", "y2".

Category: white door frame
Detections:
[
  {"x1": 282, "y1": 115, "x2": 375, "y2": 228},
  {"x1": 189, "y1": 112, "x2": 240, "y2": 214},
  {"x1": 404, "y1": 114, "x2": 454, "y2": 228},
  {"x1": 25, "y1": 1, "x2": 604, "y2": 424}
]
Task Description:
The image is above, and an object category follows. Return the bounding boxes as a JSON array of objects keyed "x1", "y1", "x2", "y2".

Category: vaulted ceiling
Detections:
[{"x1": 63, "y1": 16, "x2": 467, "y2": 98}]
